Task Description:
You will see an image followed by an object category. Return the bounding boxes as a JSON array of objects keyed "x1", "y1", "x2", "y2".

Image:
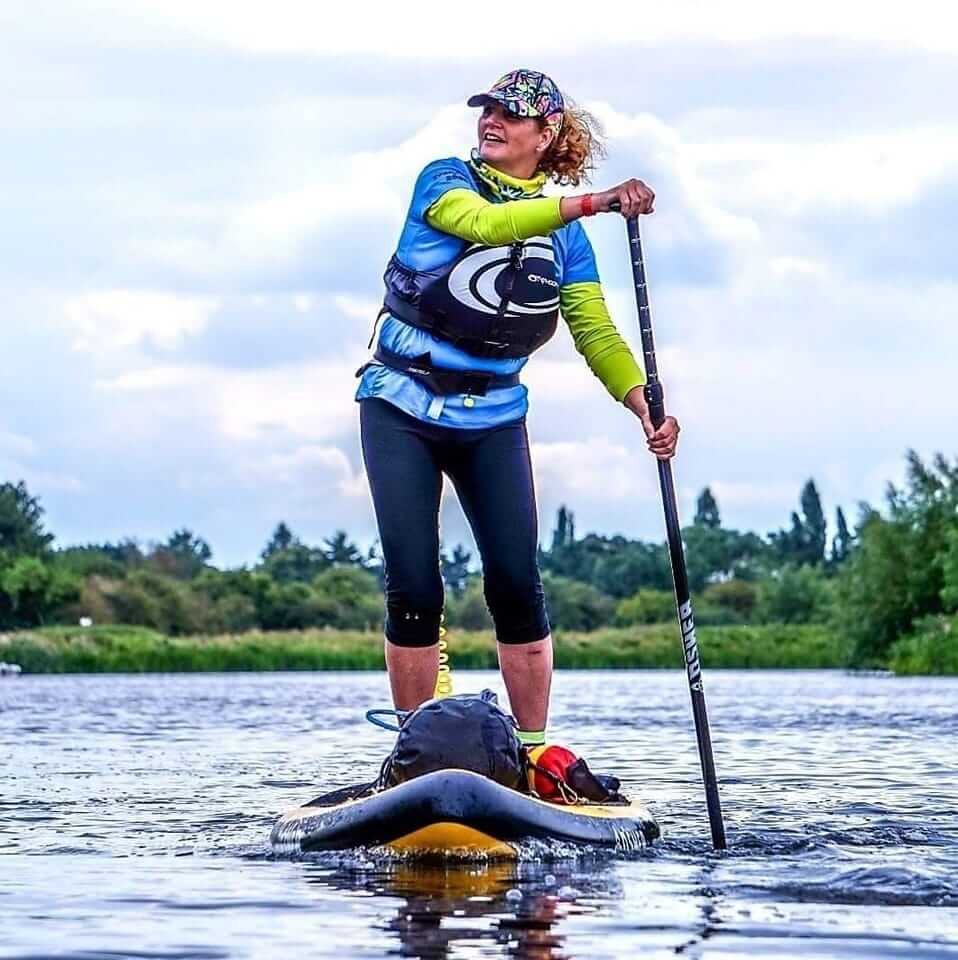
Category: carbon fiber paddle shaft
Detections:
[{"x1": 621, "y1": 210, "x2": 727, "y2": 850}]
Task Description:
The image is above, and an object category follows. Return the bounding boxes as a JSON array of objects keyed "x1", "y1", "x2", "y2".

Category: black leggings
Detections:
[{"x1": 360, "y1": 398, "x2": 550, "y2": 647}]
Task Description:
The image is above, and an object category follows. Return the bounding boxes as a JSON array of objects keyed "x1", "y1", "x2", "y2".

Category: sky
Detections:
[{"x1": 2, "y1": 1, "x2": 956, "y2": 567}]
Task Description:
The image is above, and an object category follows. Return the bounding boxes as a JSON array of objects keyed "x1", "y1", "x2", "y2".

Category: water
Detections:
[{"x1": 2, "y1": 669, "x2": 957, "y2": 958}]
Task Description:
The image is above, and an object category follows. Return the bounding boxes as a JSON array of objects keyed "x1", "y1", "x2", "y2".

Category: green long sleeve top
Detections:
[{"x1": 426, "y1": 188, "x2": 646, "y2": 402}]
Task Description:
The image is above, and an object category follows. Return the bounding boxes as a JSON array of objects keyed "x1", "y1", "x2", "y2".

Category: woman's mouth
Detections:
[{"x1": 483, "y1": 132, "x2": 506, "y2": 144}]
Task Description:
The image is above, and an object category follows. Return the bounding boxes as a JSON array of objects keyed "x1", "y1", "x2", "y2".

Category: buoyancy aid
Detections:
[{"x1": 382, "y1": 233, "x2": 561, "y2": 360}]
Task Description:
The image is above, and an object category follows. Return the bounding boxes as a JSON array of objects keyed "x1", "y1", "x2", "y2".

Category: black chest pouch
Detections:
[{"x1": 383, "y1": 236, "x2": 560, "y2": 360}]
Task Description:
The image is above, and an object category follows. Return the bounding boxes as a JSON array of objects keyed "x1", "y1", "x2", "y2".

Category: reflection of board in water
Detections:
[
  {"x1": 300, "y1": 858, "x2": 625, "y2": 960},
  {"x1": 271, "y1": 769, "x2": 659, "y2": 860}
]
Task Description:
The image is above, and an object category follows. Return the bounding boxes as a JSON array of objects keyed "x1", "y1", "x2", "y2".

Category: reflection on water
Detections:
[
  {"x1": 307, "y1": 862, "x2": 567, "y2": 960},
  {"x1": 2, "y1": 669, "x2": 958, "y2": 958}
]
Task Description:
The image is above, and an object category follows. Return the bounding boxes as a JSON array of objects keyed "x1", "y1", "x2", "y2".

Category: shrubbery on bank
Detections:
[
  {"x1": 887, "y1": 614, "x2": 958, "y2": 675},
  {"x1": 0, "y1": 623, "x2": 844, "y2": 674},
  {"x1": 1, "y1": 449, "x2": 956, "y2": 673}
]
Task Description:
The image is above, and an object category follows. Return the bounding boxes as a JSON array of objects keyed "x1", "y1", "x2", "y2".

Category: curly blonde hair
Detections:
[{"x1": 538, "y1": 102, "x2": 606, "y2": 187}]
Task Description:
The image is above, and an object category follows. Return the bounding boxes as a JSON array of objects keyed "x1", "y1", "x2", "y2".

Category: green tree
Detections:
[
  {"x1": 312, "y1": 566, "x2": 382, "y2": 630},
  {"x1": 770, "y1": 479, "x2": 827, "y2": 567},
  {"x1": 701, "y1": 578, "x2": 760, "y2": 621},
  {"x1": 829, "y1": 506, "x2": 854, "y2": 568},
  {"x1": 323, "y1": 530, "x2": 364, "y2": 566},
  {"x1": 192, "y1": 568, "x2": 260, "y2": 632},
  {"x1": 261, "y1": 522, "x2": 295, "y2": 559},
  {"x1": 440, "y1": 544, "x2": 472, "y2": 596},
  {"x1": 615, "y1": 589, "x2": 675, "y2": 625},
  {"x1": 551, "y1": 506, "x2": 575, "y2": 550},
  {"x1": 99, "y1": 539, "x2": 145, "y2": 570},
  {"x1": 682, "y1": 525, "x2": 769, "y2": 591},
  {"x1": 149, "y1": 529, "x2": 212, "y2": 580},
  {"x1": 255, "y1": 580, "x2": 336, "y2": 630},
  {"x1": 758, "y1": 564, "x2": 832, "y2": 624},
  {"x1": 836, "y1": 451, "x2": 958, "y2": 663},
  {"x1": 694, "y1": 487, "x2": 721, "y2": 528},
  {"x1": 0, "y1": 556, "x2": 79, "y2": 627},
  {"x1": 0, "y1": 481, "x2": 53, "y2": 557},
  {"x1": 446, "y1": 579, "x2": 493, "y2": 631},
  {"x1": 56, "y1": 545, "x2": 129, "y2": 579},
  {"x1": 261, "y1": 542, "x2": 329, "y2": 583},
  {"x1": 543, "y1": 574, "x2": 615, "y2": 631},
  {"x1": 942, "y1": 526, "x2": 958, "y2": 613},
  {"x1": 107, "y1": 569, "x2": 206, "y2": 634},
  {"x1": 543, "y1": 533, "x2": 671, "y2": 597},
  {"x1": 258, "y1": 522, "x2": 330, "y2": 583}
]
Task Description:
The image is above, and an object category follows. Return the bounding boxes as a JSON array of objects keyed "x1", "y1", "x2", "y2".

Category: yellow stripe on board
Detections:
[{"x1": 387, "y1": 822, "x2": 516, "y2": 859}]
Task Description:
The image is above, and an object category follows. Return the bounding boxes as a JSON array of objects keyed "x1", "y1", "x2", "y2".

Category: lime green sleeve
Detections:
[
  {"x1": 426, "y1": 188, "x2": 565, "y2": 245},
  {"x1": 560, "y1": 281, "x2": 646, "y2": 402}
]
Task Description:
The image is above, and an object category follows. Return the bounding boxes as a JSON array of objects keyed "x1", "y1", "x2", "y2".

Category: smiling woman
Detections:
[{"x1": 354, "y1": 68, "x2": 680, "y2": 758}]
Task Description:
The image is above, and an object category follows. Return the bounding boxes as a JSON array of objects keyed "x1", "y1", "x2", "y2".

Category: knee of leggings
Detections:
[
  {"x1": 484, "y1": 577, "x2": 550, "y2": 646},
  {"x1": 384, "y1": 591, "x2": 443, "y2": 648}
]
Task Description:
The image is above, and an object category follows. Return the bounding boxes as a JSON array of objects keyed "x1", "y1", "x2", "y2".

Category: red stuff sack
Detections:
[
  {"x1": 526, "y1": 745, "x2": 579, "y2": 803},
  {"x1": 525, "y1": 744, "x2": 626, "y2": 805}
]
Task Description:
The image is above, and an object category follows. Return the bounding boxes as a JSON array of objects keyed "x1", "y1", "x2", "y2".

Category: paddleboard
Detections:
[{"x1": 271, "y1": 769, "x2": 659, "y2": 859}]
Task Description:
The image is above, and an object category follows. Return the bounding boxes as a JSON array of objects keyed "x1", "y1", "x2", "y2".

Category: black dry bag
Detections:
[{"x1": 379, "y1": 689, "x2": 524, "y2": 791}]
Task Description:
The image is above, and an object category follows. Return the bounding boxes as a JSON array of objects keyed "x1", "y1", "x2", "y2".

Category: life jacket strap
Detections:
[
  {"x1": 382, "y1": 291, "x2": 520, "y2": 358},
  {"x1": 359, "y1": 344, "x2": 520, "y2": 397}
]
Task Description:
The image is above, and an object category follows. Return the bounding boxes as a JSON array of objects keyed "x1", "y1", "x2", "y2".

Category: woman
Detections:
[{"x1": 356, "y1": 69, "x2": 679, "y2": 749}]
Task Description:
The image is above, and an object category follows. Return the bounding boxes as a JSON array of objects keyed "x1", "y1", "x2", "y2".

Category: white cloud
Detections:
[
  {"x1": 96, "y1": 361, "x2": 358, "y2": 442},
  {"x1": 532, "y1": 438, "x2": 658, "y2": 502},
  {"x1": 708, "y1": 480, "x2": 802, "y2": 508},
  {"x1": 594, "y1": 105, "x2": 762, "y2": 251},
  {"x1": 0, "y1": 430, "x2": 36, "y2": 459},
  {"x1": 63, "y1": 290, "x2": 218, "y2": 353},
  {"x1": 293, "y1": 294, "x2": 313, "y2": 313},
  {"x1": 71, "y1": 0, "x2": 958, "y2": 56},
  {"x1": 4, "y1": 14, "x2": 958, "y2": 564},
  {"x1": 685, "y1": 127, "x2": 958, "y2": 217},
  {"x1": 333, "y1": 294, "x2": 383, "y2": 324},
  {"x1": 241, "y1": 444, "x2": 368, "y2": 499},
  {"x1": 131, "y1": 105, "x2": 474, "y2": 281},
  {"x1": 0, "y1": 430, "x2": 82, "y2": 493}
]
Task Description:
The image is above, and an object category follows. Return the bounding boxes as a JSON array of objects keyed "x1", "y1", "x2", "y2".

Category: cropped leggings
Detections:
[{"x1": 360, "y1": 397, "x2": 550, "y2": 647}]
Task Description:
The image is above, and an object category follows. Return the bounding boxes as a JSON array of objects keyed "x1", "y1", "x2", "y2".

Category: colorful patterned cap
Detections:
[{"x1": 467, "y1": 69, "x2": 565, "y2": 136}]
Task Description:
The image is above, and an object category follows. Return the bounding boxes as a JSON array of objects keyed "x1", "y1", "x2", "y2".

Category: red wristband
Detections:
[{"x1": 581, "y1": 193, "x2": 595, "y2": 217}]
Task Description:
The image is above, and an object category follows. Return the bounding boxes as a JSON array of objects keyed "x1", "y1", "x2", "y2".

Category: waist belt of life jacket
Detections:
[{"x1": 358, "y1": 344, "x2": 521, "y2": 397}]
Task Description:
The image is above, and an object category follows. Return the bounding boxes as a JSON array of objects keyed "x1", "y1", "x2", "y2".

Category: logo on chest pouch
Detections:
[{"x1": 447, "y1": 238, "x2": 559, "y2": 316}]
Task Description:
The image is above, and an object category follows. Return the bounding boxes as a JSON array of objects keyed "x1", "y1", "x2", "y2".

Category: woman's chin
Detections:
[{"x1": 478, "y1": 143, "x2": 508, "y2": 164}]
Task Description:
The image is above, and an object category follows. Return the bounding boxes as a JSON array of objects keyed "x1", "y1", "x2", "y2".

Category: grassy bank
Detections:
[
  {"x1": 887, "y1": 614, "x2": 958, "y2": 675},
  {"x1": 0, "y1": 623, "x2": 849, "y2": 674}
]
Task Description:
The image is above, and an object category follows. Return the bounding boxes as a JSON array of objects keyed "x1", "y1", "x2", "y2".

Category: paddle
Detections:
[{"x1": 611, "y1": 201, "x2": 728, "y2": 850}]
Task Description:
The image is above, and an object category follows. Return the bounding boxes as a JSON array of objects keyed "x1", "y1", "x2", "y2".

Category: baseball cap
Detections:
[{"x1": 467, "y1": 69, "x2": 565, "y2": 135}]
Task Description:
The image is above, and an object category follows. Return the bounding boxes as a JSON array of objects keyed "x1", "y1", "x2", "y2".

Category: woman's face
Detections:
[{"x1": 477, "y1": 102, "x2": 552, "y2": 173}]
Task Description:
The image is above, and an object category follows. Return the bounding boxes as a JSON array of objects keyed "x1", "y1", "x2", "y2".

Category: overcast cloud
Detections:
[{"x1": 2, "y1": 1, "x2": 956, "y2": 565}]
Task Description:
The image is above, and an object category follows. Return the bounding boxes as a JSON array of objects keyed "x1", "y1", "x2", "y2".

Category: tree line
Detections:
[{"x1": 1, "y1": 448, "x2": 955, "y2": 666}]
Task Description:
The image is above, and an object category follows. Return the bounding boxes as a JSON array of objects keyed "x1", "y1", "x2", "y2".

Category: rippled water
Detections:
[{"x1": 2, "y1": 669, "x2": 957, "y2": 958}]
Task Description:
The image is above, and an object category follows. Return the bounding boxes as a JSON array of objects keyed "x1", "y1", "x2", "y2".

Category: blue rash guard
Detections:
[{"x1": 355, "y1": 157, "x2": 602, "y2": 429}]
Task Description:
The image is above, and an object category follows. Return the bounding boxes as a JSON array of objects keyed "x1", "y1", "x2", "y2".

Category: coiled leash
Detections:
[{"x1": 435, "y1": 614, "x2": 453, "y2": 698}]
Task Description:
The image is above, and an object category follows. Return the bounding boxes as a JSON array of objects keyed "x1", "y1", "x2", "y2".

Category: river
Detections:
[{"x1": 2, "y1": 669, "x2": 957, "y2": 958}]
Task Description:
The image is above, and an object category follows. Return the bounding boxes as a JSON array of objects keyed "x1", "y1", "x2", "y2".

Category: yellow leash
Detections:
[{"x1": 434, "y1": 614, "x2": 453, "y2": 698}]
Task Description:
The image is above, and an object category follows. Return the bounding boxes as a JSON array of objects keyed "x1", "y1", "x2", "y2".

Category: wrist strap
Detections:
[{"x1": 581, "y1": 193, "x2": 596, "y2": 217}]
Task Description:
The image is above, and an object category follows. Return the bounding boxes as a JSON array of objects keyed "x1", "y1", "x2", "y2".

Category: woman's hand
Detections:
[
  {"x1": 624, "y1": 385, "x2": 680, "y2": 460},
  {"x1": 595, "y1": 179, "x2": 655, "y2": 217}
]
